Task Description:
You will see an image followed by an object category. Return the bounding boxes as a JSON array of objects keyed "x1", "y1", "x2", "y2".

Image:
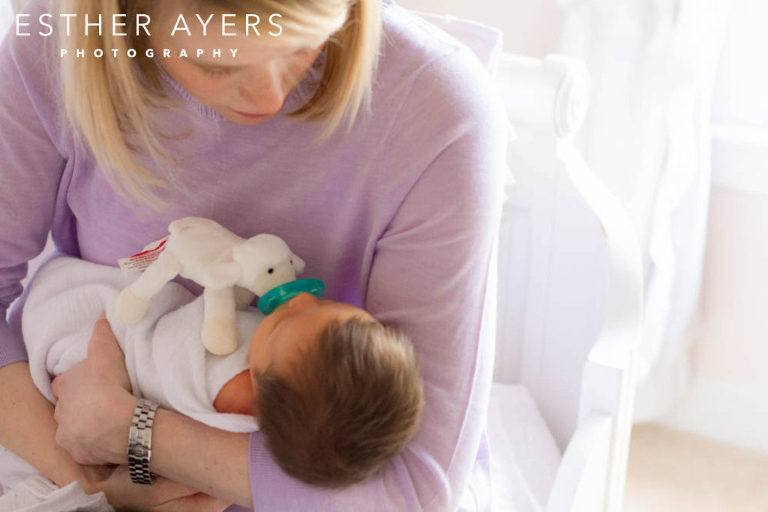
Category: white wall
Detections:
[
  {"x1": 660, "y1": 0, "x2": 768, "y2": 454},
  {"x1": 710, "y1": 0, "x2": 768, "y2": 195},
  {"x1": 711, "y1": 0, "x2": 768, "y2": 129},
  {"x1": 0, "y1": 0, "x2": 14, "y2": 39},
  {"x1": 397, "y1": 0, "x2": 562, "y2": 57},
  {"x1": 661, "y1": 187, "x2": 768, "y2": 454}
]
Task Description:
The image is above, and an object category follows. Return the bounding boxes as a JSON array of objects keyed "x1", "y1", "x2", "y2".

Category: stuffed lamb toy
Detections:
[{"x1": 116, "y1": 217, "x2": 305, "y2": 355}]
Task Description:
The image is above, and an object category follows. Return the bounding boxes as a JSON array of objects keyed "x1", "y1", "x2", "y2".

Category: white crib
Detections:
[{"x1": 415, "y1": 12, "x2": 644, "y2": 512}]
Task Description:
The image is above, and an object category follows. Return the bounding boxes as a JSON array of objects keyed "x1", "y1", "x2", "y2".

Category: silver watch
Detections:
[{"x1": 127, "y1": 398, "x2": 159, "y2": 485}]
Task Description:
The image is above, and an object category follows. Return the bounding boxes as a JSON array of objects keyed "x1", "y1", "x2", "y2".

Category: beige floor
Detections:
[{"x1": 624, "y1": 424, "x2": 768, "y2": 512}]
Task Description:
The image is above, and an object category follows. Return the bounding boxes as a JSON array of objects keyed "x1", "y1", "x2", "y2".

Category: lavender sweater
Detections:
[{"x1": 0, "y1": 0, "x2": 508, "y2": 510}]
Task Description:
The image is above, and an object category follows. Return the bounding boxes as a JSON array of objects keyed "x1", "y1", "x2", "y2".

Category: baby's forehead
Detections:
[
  {"x1": 323, "y1": 300, "x2": 377, "y2": 321},
  {"x1": 265, "y1": 301, "x2": 378, "y2": 361},
  {"x1": 280, "y1": 306, "x2": 372, "y2": 349}
]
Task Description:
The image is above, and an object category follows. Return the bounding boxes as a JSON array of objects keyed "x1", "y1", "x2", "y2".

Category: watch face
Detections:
[{"x1": 128, "y1": 443, "x2": 149, "y2": 461}]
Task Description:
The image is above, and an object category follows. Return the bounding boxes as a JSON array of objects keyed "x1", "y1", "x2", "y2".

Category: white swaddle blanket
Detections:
[
  {"x1": 24, "y1": 256, "x2": 260, "y2": 432},
  {"x1": 0, "y1": 257, "x2": 261, "y2": 507}
]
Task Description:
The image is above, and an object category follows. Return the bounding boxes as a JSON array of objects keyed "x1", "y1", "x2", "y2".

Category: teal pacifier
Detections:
[{"x1": 257, "y1": 278, "x2": 326, "y2": 315}]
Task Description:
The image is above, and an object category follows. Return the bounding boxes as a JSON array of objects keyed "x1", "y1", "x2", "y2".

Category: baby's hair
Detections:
[
  {"x1": 256, "y1": 316, "x2": 423, "y2": 487},
  {"x1": 56, "y1": 0, "x2": 381, "y2": 209}
]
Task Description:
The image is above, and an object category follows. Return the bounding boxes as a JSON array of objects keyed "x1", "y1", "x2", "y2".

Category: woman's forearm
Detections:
[
  {"x1": 46, "y1": 313, "x2": 254, "y2": 507},
  {"x1": 150, "y1": 407, "x2": 253, "y2": 508},
  {"x1": 0, "y1": 362, "x2": 92, "y2": 490}
]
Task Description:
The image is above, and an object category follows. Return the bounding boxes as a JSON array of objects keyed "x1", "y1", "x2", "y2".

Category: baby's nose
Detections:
[{"x1": 288, "y1": 292, "x2": 319, "y2": 310}]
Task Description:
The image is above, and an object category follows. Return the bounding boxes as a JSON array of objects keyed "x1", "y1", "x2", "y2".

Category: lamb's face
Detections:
[
  {"x1": 249, "y1": 259, "x2": 299, "y2": 296},
  {"x1": 233, "y1": 234, "x2": 306, "y2": 296}
]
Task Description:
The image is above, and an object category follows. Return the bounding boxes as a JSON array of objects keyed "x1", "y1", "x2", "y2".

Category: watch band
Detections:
[{"x1": 127, "y1": 398, "x2": 159, "y2": 485}]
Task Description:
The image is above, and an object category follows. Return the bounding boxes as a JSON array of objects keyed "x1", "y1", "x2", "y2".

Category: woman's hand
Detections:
[
  {"x1": 81, "y1": 464, "x2": 230, "y2": 512},
  {"x1": 51, "y1": 312, "x2": 137, "y2": 465},
  {"x1": 52, "y1": 312, "x2": 250, "y2": 508}
]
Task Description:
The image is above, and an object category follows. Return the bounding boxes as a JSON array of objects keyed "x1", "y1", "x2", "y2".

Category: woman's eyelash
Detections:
[
  {"x1": 202, "y1": 67, "x2": 235, "y2": 78},
  {"x1": 199, "y1": 49, "x2": 314, "y2": 78}
]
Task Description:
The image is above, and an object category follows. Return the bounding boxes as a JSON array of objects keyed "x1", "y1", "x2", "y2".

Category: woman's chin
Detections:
[
  {"x1": 224, "y1": 114, "x2": 274, "y2": 125},
  {"x1": 217, "y1": 108, "x2": 276, "y2": 125}
]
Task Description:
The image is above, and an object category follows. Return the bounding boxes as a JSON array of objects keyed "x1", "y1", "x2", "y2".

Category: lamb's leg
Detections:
[
  {"x1": 201, "y1": 287, "x2": 238, "y2": 355},
  {"x1": 234, "y1": 286, "x2": 256, "y2": 310},
  {"x1": 117, "y1": 251, "x2": 182, "y2": 324}
]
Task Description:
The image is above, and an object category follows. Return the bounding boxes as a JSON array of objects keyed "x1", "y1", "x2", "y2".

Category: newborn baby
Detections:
[
  {"x1": 213, "y1": 285, "x2": 424, "y2": 486},
  {"x1": 0, "y1": 257, "x2": 422, "y2": 506}
]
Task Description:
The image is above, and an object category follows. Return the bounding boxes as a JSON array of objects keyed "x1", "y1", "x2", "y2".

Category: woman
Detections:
[{"x1": 0, "y1": 0, "x2": 508, "y2": 510}]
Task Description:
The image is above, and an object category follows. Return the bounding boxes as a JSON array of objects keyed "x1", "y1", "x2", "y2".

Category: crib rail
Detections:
[
  {"x1": 546, "y1": 410, "x2": 612, "y2": 511},
  {"x1": 496, "y1": 54, "x2": 643, "y2": 512},
  {"x1": 561, "y1": 144, "x2": 642, "y2": 512}
]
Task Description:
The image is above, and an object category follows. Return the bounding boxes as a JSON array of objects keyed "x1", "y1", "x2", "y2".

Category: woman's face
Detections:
[
  {"x1": 248, "y1": 293, "x2": 375, "y2": 395},
  {"x1": 150, "y1": 5, "x2": 328, "y2": 125}
]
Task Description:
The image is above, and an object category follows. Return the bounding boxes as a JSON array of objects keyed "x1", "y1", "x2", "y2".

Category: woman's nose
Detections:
[{"x1": 238, "y1": 75, "x2": 286, "y2": 115}]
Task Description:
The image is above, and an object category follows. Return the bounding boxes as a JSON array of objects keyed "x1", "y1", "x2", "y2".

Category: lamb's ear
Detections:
[
  {"x1": 230, "y1": 244, "x2": 252, "y2": 283},
  {"x1": 290, "y1": 253, "x2": 306, "y2": 275},
  {"x1": 231, "y1": 243, "x2": 246, "y2": 266}
]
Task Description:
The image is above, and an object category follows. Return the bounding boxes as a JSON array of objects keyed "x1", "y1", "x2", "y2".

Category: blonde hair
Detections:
[{"x1": 57, "y1": 0, "x2": 381, "y2": 209}]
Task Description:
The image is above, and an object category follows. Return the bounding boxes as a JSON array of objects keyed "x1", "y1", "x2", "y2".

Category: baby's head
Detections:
[{"x1": 248, "y1": 293, "x2": 423, "y2": 487}]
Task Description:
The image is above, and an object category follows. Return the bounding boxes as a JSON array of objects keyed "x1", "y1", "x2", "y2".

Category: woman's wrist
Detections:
[
  {"x1": 69, "y1": 464, "x2": 118, "y2": 496},
  {"x1": 109, "y1": 392, "x2": 140, "y2": 465}
]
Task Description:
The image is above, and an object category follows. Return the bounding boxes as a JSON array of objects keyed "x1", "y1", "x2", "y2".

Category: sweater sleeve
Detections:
[
  {"x1": 0, "y1": 20, "x2": 67, "y2": 368},
  {"x1": 246, "y1": 47, "x2": 509, "y2": 511}
]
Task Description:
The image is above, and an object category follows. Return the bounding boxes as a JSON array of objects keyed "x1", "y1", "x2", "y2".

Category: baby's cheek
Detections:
[
  {"x1": 213, "y1": 370, "x2": 254, "y2": 415},
  {"x1": 248, "y1": 334, "x2": 259, "y2": 368},
  {"x1": 248, "y1": 324, "x2": 271, "y2": 369}
]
